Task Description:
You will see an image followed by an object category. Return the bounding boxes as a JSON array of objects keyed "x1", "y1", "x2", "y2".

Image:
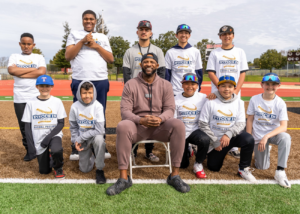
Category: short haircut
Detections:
[
  {"x1": 82, "y1": 10, "x2": 97, "y2": 19},
  {"x1": 80, "y1": 82, "x2": 94, "y2": 92},
  {"x1": 20, "y1": 33, "x2": 34, "y2": 42}
]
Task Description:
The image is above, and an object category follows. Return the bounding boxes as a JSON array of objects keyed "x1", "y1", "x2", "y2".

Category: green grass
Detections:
[{"x1": 0, "y1": 183, "x2": 299, "y2": 213}]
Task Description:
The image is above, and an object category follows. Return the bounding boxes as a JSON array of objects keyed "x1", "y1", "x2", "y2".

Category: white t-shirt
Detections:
[
  {"x1": 174, "y1": 92, "x2": 207, "y2": 139},
  {"x1": 247, "y1": 94, "x2": 288, "y2": 143},
  {"x1": 22, "y1": 96, "x2": 67, "y2": 155},
  {"x1": 8, "y1": 53, "x2": 46, "y2": 103},
  {"x1": 165, "y1": 46, "x2": 202, "y2": 95},
  {"x1": 200, "y1": 98, "x2": 245, "y2": 140},
  {"x1": 69, "y1": 100, "x2": 105, "y2": 135},
  {"x1": 66, "y1": 30, "x2": 112, "y2": 81},
  {"x1": 206, "y1": 47, "x2": 248, "y2": 97}
]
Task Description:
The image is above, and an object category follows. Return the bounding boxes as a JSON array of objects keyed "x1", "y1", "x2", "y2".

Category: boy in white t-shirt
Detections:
[
  {"x1": 199, "y1": 75, "x2": 257, "y2": 183},
  {"x1": 69, "y1": 81, "x2": 107, "y2": 184},
  {"x1": 165, "y1": 24, "x2": 203, "y2": 95},
  {"x1": 206, "y1": 25, "x2": 249, "y2": 158},
  {"x1": 174, "y1": 73, "x2": 210, "y2": 178},
  {"x1": 246, "y1": 73, "x2": 291, "y2": 188},
  {"x1": 22, "y1": 75, "x2": 67, "y2": 178},
  {"x1": 8, "y1": 33, "x2": 46, "y2": 161}
]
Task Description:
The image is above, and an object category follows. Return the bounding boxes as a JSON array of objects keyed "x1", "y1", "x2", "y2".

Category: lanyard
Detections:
[{"x1": 138, "y1": 43, "x2": 151, "y2": 56}]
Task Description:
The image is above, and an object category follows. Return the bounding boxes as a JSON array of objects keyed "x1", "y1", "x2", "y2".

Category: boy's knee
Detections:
[
  {"x1": 207, "y1": 163, "x2": 221, "y2": 172},
  {"x1": 94, "y1": 135, "x2": 105, "y2": 145},
  {"x1": 278, "y1": 133, "x2": 291, "y2": 146},
  {"x1": 199, "y1": 135, "x2": 210, "y2": 147}
]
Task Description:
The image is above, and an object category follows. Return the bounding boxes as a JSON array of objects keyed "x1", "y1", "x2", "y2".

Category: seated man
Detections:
[
  {"x1": 199, "y1": 75, "x2": 257, "y2": 183},
  {"x1": 106, "y1": 53, "x2": 189, "y2": 195}
]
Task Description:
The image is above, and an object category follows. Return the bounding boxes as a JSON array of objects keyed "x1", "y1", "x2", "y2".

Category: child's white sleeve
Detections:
[
  {"x1": 96, "y1": 103, "x2": 105, "y2": 122},
  {"x1": 165, "y1": 51, "x2": 172, "y2": 70},
  {"x1": 240, "y1": 49, "x2": 249, "y2": 72},
  {"x1": 236, "y1": 101, "x2": 246, "y2": 122},
  {"x1": 247, "y1": 98, "x2": 255, "y2": 115},
  {"x1": 22, "y1": 102, "x2": 32, "y2": 123},
  {"x1": 57, "y1": 100, "x2": 67, "y2": 119},
  {"x1": 66, "y1": 31, "x2": 75, "y2": 47},
  {"x1": 7, "y1": 54, "x2": 16, "y2": 67},
  {"x1": 38, "y1": 55, "x2": 46, "y2": 68},
  {"x1": 279, "y1": 101, "x2": 289, "y2": 121},
  {"x1": 206, "y1": 51, "x2": 216, "y2": 72},
  {"x1": 199, "y1": 101, "x2": 210, "y2": 123}
]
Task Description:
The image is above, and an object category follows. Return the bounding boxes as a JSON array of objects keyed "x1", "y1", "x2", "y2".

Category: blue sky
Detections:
[{"x1": 0, "y1": 0, "x2": 299, "y2": 63}]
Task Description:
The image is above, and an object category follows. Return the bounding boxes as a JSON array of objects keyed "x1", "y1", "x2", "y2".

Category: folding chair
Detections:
[{"x1": 129, "y1": 140, "x2": 172, "y2": 179}]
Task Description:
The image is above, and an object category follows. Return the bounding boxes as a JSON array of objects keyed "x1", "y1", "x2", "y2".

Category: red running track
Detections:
[{"x1": 0, "y1": 80, "x2": 299, "y2": 97}]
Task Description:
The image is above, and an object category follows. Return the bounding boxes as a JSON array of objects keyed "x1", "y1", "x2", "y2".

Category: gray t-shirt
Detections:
[{"x1": 123, "y1": 43, "x2": 165, "y2": 78}]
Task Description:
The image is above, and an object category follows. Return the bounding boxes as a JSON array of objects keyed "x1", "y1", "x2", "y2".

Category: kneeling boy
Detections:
[
  {"x1": 22, "y1": 75, "x2": 66, "y2": 178},
  {"x1": 69, "y1": 81, "x2": 106, "y2": 184},
  {"x1": 174, "y1": 73, "x2": 210, "y2": 178},
  {"x1": 199, "y1": 75, "x2": 257, "y2": 183},
  {"x1": 246, "y1": 73, "x2": 291, "y2": 188}
]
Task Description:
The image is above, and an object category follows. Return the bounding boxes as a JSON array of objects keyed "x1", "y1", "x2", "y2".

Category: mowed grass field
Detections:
[{"x1": 1, "y1": 183, "x2": 300, "y2": 213}]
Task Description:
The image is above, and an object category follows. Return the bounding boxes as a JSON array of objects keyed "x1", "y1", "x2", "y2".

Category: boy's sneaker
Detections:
[
  {"x1": 193, "y1": 163, "x2": 207, "y2": 178},
  {"x1": 69, "y1": 144, "x2": 79, "y2": 161},
  {"x1": 145, "y1": 153, "x2": 159, "y2": 162},
  {"x1": 228, "y1": 150, "x2": 240, "y2": 159},
  {"x1": 188, "y1": 146, "x2": 194, "y2": 158},
  {"x1": 167, "y1": 174, "x2": 190, "y2": 193},
  {"x1": 96, "y1": 169, "x2": 106, "y2": 184},
  {"x1": 54, "y1": 168, "x2": 65, "y2": 179},
  {"x1": 238, "y1": 167, "x2": 257, "y2": 183},
  {"x1": 105, "y1": 147, "x2": 111, "y2": 159},
  {"x1": 106, "y1": 176, "x2": 132, "y2": 196},
  {"x1": 274, "y1": 170, "x2": 291, "y2": 188}
]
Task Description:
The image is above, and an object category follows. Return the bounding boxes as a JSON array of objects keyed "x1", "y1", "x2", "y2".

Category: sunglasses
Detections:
[
  {"x1": 262, "y1": 75, "x2": 280, "y2": 83},
  {"x1": 183, "y1": 75, "x2": 198, "y2": 82},
  {"x1": 179, "y1": 24, "x2": 191, "y2": 30}
]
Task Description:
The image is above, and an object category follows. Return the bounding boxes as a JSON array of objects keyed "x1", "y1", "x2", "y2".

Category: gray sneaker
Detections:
[
  {"x1": 167, "y1": 174, "x2": 190, "y2": 193},
  {"x1": 106, "y1": 176, "x2": 132, "y2": 196},
  {"x1": 228, "y1": 150, "x2": 240, "y2": 159},
  {"x1": 145, "y1": 153, "x2": 160, "y2": 162}
]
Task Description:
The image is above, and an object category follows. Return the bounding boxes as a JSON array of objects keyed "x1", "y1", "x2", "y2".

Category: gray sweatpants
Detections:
[
  {"x1": 79, "y1": 135, "x2": 106, "y2": 173},
  {"x1": 254, "y1": 132, "x2": 291, "y2": 169}
]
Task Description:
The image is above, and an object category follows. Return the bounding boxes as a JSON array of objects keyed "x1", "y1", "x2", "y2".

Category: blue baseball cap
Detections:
[
  {"x1": 218, "y1": 75, "x2": 236, "y2": 87},
  {"x1": 262, "y1": 73, "x2": 280, "y2": 84},
  {"x1": 36, "y1": 75, "x2": 54, "y2": 86}
]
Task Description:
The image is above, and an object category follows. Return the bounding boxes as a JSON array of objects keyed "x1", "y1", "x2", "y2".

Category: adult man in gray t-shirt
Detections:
[
  {"x1": 123, "y1": 20, "x2": 166, "y2": 83},
  {"x1": 122, "y1": 20, "x2": 166, "y2": 162}
]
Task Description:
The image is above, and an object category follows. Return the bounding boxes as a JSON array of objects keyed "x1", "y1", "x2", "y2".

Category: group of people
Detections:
[{"x1": 7, "y1": 10, "x2": 292, "y2": 196}]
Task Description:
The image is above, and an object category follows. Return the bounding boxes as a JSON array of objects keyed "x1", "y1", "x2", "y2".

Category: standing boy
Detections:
[
  {"x1": 206, "y1": 25, "x2": 249, "y2": 158},
  {"x1": 22, "y1": 75, "x2": 66, "y2": 178},
  {"x1": 69, "y1": 81, "x2": 107, "y2": 184},
  {"x1": 65, "y1": 10, "x2": 114, "y2": 160},
  {"x1": 174, "y1": 73, "x2": 210, "y2": 178},
  {"x1": 122, "y1": 20, "x2": 166, "y2": 161},
  {"x1": 199, "y1": 76, "x2": 256, "y2": 183},
  {"x1": 165, "y1": 24, "x2": 203, "y2": 95},
  {"x1": 246, "y1": 73, "x2": 291, "y2": 188},
  {"x1": 8, "y1": 33, "x2": 46, "y2": 161}
]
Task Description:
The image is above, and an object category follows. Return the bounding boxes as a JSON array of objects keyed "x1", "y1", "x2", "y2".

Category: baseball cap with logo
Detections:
[
  {"x1": 218, "y1": 75, "x2": 236, "y2": 87},
  {"x1": 137, "y1": 20, "x2": 152, "y2": 30},
  {"x1": 176, "y1": 24, "x2": 192, "y2": 34},
  {"x1": 261, "y1": 73, "x2": 281, "y2": 84},
  {"x1": 181, "y1": 73, "x2": 198, "y2": 84},
  {"x1": 36, "y1": 75, "x2": 54, "y2": 86},
  {"x1": 218, "y1": 25, "x2": 234, "y2": 36}
]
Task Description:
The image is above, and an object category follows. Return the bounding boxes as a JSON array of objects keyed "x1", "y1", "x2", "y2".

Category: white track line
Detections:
[{"x1": 0, "y1": 178, "x2": 300, "y2": 184}]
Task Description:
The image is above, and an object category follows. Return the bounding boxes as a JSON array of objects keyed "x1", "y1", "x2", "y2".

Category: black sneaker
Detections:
[
  {"x1": 106, "y1": 176, "x2": 132, "y2": 196},
  {"x1": 54, "y1": 168, "x2": 65, "y2": 179},
  {"x1": 167, "y1": 174, "x2": 190, "y2": 193},
  {"x1": 23, "y1": 152, "x2": 30, "y2": 161},
  {"x1": 96, "y1": 169, "x2": 106, "y2": 184},
  {"x1": 69, "y1": 144, "x2": 79, "y2": 161}
]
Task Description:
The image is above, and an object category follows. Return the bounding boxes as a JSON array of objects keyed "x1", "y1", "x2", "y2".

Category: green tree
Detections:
[
  {"x1": 95, "y1": 13, "x2": 109, "y2": 35},
  {"x1": 52, "y1": 22, "x2": 71, "y2": 74},
  {"x1": 108, "y1": 36, "x2": 130, "y2": 69},
  {"x1": 253, "y1": 58, "x2": 260, "y2": 68},
  {"x1": 32, "y1": 47, "x2": 43, "y2": 55},
  {"x1": 152, "y1": 31, "x2": 177, "y2": 55},
  {"x1": 194, "y1": 39, "x2": 214, "y2": 72},
  {"x1": 259, "y1": 49, "x2": 286, "y2": 72}
]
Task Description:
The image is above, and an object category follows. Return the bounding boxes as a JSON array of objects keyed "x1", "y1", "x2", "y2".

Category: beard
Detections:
[{"x1": 142, "y1": 67, "x2": 157, "y2": 77}]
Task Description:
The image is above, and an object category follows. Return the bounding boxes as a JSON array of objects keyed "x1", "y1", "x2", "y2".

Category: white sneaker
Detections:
[
  {"x1": 274, "y1": 170, "x2": 291, "y2": 188},
  {"x1": 193, "y1": 163, "x2": 207, "y2": 178},
  {"x1": 70, "y1": 154, "x2": 79, "y2": 161},
  {"x1": 105, "y1": 152, "x2": 111, "y2": 159},
  {"x1": 238, "y1": 167, "x2": 257, "y2": 183}
]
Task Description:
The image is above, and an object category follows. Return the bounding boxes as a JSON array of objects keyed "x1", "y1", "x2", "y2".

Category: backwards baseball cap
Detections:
[
  {"x1": 36, "y1": 75, "x2": 54, "y2": 86},
  {"x1": 176, "y1": 24, "x2": 192, "y2": 34},
  {"x1": 218, "y1": 25, "x2": 234, "y2": 36},
  {"x1": 137, "y1": 20, "x2": 152, "y2": 30},
  {"x1": 218, "y1": 75, "x2": 236, "y2": 87},
  {"x1": 141, "y1": 53, "x2": 158, "y2": 63},
  {"x1": 181, "y1": 73, "x2": 198, "y2": 84},
  {"x1": 261, "y1": 73, "x2": 281, "y2": 84}
]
